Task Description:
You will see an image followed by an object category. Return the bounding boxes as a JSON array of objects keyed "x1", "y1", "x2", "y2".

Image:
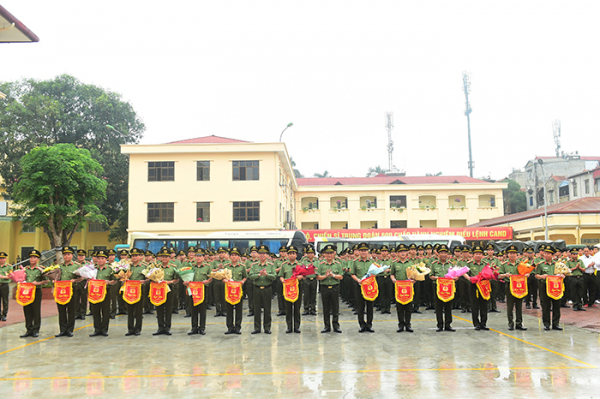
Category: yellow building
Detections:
[
  {"x1": 121, "y1": 136, "x2": 298, "y2": 240},
  {"x1": 469, "y1": 197, "x2": 600, "y2": 245},
  {"x1": 296, "y1": 176, "x2": 507, "y2": 230}
]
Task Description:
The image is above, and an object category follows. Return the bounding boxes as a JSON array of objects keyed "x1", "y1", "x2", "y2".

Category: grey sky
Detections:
[{"x1": 3, "y1": 1, "x2": 599, "y2": 181}]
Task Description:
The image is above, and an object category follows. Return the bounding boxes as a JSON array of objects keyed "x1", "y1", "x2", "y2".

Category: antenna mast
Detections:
[
  {"x1": 553, "y1": 120, "x2": 561, "y2": 157},
  {"x1": 385, "y1": 112, "x2": 394, "y2": 172},
  {"x1": 462, "y1": 72, "x2": 474, "y2": 177}
]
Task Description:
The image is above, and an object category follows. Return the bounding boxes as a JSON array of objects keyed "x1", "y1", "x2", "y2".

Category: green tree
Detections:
[
  {"x1": 367, "y1": 165, "x2": 386, "y2": 176},
  {"x1": 426, "y1": 172, "x2": 442, "y2": 176},
  {"x1": 0, "y1": 75, "x2": 144, "y2": 242},
  {"x1": 290, "y1": 157, "x2": 304, "y2": 178},
  {"x1": 12, "y1": 144, "x2": 108, "y2": 251},
  {"x1": 313, "y1": 171, "x2": 330, "y2": 178},
  {"x1": 502, "y1": 179, "x2": 527, "y2": 215}
]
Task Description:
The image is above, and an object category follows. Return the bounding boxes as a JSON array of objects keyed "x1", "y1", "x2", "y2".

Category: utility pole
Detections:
[
  {"x1": 462, "y1": 72, "x2": 474, "y2": 177},
  {"x1": 385, "y1": 112, "x2": 394, "y2": 172}
]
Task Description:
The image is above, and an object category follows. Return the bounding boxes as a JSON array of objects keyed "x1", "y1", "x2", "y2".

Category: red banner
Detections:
[
  {"x1": 88, "y1": 280, "x2": 107, "y2": 304},
  {"x1": 122, "y1": 280, "x2": 142, "y2": 305},
  {"x1": 301, "y1": 227, "x2": 513, "y2": 242},
  {"x1": 361, "y1": 276, "x2": 379, "y2": 301},
  {"x1": 436, "y1": 278, "x2": 455, "y2": 302},
  {"x1": 225, "y1": 281, "x2": 243, "y2": 305},
  {"x1": 476, "y1": 280, "x2": 491, "y2": 300},
  {"x1": 395, "y1": 280, "x2": 414, "y2": 305},
  {"x1": 189, "y1": 281, "x2": 205, "y2": 306},
  {"x1": 283, "y1": 278, "x2": 300, "y2": 303},
  {"x1": 54, "y1": 281, "x2": 73, "y2": 305},
  {"x1": 16, "y1": 283, "x2": 36, "y2": 306},
  {"x1": 509, "y1": 275, "x2": 528, "y2": 299},
  {"x1": 546, "y1": 276, "x2": 564, "y2": 300},
  {"x1": 150, "y1": 282, "x2": 169, "y2": 306}
]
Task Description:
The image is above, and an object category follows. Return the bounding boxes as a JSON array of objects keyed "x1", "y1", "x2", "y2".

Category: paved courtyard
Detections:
[{"x1": 1, "y1": 298, "x2": 599, "y2": 398}]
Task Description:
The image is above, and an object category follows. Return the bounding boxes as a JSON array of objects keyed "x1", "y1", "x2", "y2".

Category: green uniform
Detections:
[
  {"x1": 91, "y1": 265, "x2": 115, "y2": 335},
  {"x1": 125, "y1": 262, "x2": 148, "y2": 335},
  {"x1": 22, "y1": 266, "x2": 44, "y2": 335},
  {"x1": 189, "y1": 262, "x2": 211, "y2": 333},
  {"x1": 278, "y1": 261, "x2": 302, "y2": 332},
  {"x1": 390, "y1": 260, "x2": 414, "y2": 330},
  {"x1": 211, "y1": 259, "x2": 229, "y2": 316},
  {"x1": 153, "y1": 262, "x2": 178, "y2": 334},
  {"x1": 0, "y1": 263, "x2": 13, "y2": 319},
  {"x1": 498, "y1": 261, "x2": 524, "y2": 329},
  {"x1": 224, "y1": 263, "x2": 248, "y2": 332},
  {"x1": 431, "y1": 260, "x2": 454, "y2": 330},
  {"x1": 244, "y1": 258, "x2": 257, "y2": 315},
  {"x1": 566, "y1": 259, "x2": 585, "y2": 309},
  {"x1": 56, "y1": 261, "x2": 81, "y2": 335},
  {"x1": 317, "y1": 260, "x2": 343, "y2": 331},
  {"x1": 378, "y1": 257, "x2": 394, "y2": 313},
  {"x1": 300, "y1": 256, "x2": 318, "y2": 315},
  {"x1": 249, "y1": 261, "x2": 276, "y2": 332},
  {"x1": 466, "y1": 260, "x2": 489, "y2": 328},
  {"x1": 534, "y1": 260, "x2": 561, "y2": 328},
  {"x1": 349, "y1": 259, "x2": 374, "y2": 329}
]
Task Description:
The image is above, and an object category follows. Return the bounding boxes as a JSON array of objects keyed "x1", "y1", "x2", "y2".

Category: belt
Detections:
[
  {"x1": 384, "y1": 276, "x2": 389, "y2": 279},
  {"x1": 309, "y1": 277, "x2": 315, "y2": 281},
  {"x1": 258, "y1": 286, "x2": 269, "y2": 289},
  {"x1": 325, "y1": 285, "x2": 337, "y2": 289}
]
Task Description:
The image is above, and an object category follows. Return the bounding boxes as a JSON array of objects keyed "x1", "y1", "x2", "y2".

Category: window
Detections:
[
  {"x1": 0, "y1": 201, "x2": 6, "y2": 216},
  {"x1": 585, "y1": 179, "x2": 590, "y2": 194},
  {"x1": 391, "y1": 221, "x2": 407, "y2": 228},
  {"x1": 389, "y1": 195, "x2": 407, "y2": 208},
  {"x1": 573, "y1": 182, "x2": 578, "y2": 197},
  {"x1": 88, "y1": 222, "x2": 107, "y2": 233},
  {"x1": 148, "y1": 162, "x2": 174, "y2": 181},
  {"x1": 233, "y1": 161, "x2": 259, "y2": 181},
  {"x1": 196, "y1": 202, "x2": 210, "y2": 222},
  {"x1": 93, "y1": 246, "x2": 106, "y2": 252},
  {"x1": 233, "y1": 201, "x2": 260, "y2": 221},
  {"x1": 148, "y1": 203, "x2": 174, "y2": 223},
  {"x1": 529, "y1": 197, "x2": 533, "y2": 206},
  {"x1": 21, "y1": 225, "x2": 36, "y2": 233},
  {"x1": 197, "y1": 161, "x2": 210, "y2": 181}
]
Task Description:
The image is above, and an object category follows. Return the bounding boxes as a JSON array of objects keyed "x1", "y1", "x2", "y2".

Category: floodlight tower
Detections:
[
  {"x1": 553, "y1": 120, "x2": 561, "y2": 157},
  {"x1": 385, "y1": 112, "x2": 394, "y2": 172},
  {"x1": 463, "y1": 72, "x2": 474, "y2": 177}
]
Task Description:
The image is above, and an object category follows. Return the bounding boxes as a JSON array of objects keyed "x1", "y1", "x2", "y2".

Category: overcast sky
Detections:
[{"x1": 3, "y1": 1, "x2": 600, "y2": 181}]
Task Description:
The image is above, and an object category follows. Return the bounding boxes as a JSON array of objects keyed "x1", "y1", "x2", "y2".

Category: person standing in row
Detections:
[
  {"x1": 211, "y1": 247, "x2": 229, "y2": 317},
  {"x1": 55, "y1": 246, "x2": 84, "y2": 337},
  {"x1": 74, "y1": 249, "x2": 88, "y2": 320},
  {"x1": 466, "y1": 245, "x2": 490, "y2": 331},
  {"x1": 143, "y1": 250, "x2": 155, "y2": 315},
  {"x1": 244, "y1": 246, "x2": 258, "y2": 317},
  {"x1": 430, "y1": 245, "x2": 456, "y2": 332},
  {"x1": 224, "y1": 247, "x2": 247, "y2": 335},
  {"x1": 152, "y1": 249, "x2": 179, "y2": 336},
  {"x1": 90, "y1": 250, "x2": 117, "y2": 337},
  {"x1": 498, "y1": 245, "x2": 527, "y2": 331},
  {"x1": 278, "y1": 246, "x2": 303, "y2": 334},
  {"x1": 535, "y1": 246, "x2": 564, "y2": 331},
  {"x1": 390, "y1": 244, "x2": 414, "y2": 333},
  {"x1": 378, "y1": 245, "x2": 393, "y2": 315},
  {"x1": 274, "y1": 246, "x2": 288, "y2": 317},
  {"x1": 124, "y1": 248, "x2": 149, "y2": 336},
  {"x1": 249, "y1": 245, "x2": 276, "y2": 334},
  {"x1": 0, "y1": 252, "x2": 11, "y2": 321},
  {"x1": 20, "y1": 250, "x2": 48, "y2": 338},
  {"x1": 301, "y1": 245, "x2": 318, "y2": 316},
  {"x1": 185, "y1": 249, "x2": 212, "y2": 335},
  {"x1": 317, "y1": 244, "x2": 343, "y2": 333},
  {"x1": 350, "y1": 242, "x2": 375, "y2": 333},
  {"x1": 566, "y1": 248, "x2": 586, "y2": 311},
  {"x1": 108, "y1": 249, "x2": 120, "y2": 319}
]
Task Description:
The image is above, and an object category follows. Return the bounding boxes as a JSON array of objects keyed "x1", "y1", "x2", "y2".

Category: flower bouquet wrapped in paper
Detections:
[
  {"x1": 114, "y1": 270, "x2": 132, "y2": 281},
  {"x1": 292, "y1": 264, "x2": 316, "y2": 278},
  {"x1": 414, "y1": 262, "x2": 431, "y2": 276},
  {"x1": 74, "y1": 263, "x2": 97, "y2": 280},
  {"x1": 470, "y1": 265, "x2": 497, "y2": 284},
  {"x1": 177, "y1": 266, "x2": 195, "y2": 282},
  {"x1": 360, "y1": 263, "x2": 390, "y2": 281},
  {"x1": 445, "y1": 266, "x2": 470, "y2": 279},
  {"x1": 42, "y1": 265, "x2": 62, "y2": 281},
  {"x1": 554, "y1": 261, "x2": 571, "y2": 276},
  {"x1": 110, "y1": 260, "x2": 130, "y2": 273},
  {"x1": 210, "y1": 269, "x2": 232, "y2": 281},
  {"x1": 517, "y1": 262, "x2": 535, "y2": 276},
  {"x1": 406, "y1": 266, "x2": 426, "y2": 281},
  {"x1": 8, "y1": 267, "x2": 26, "y2": 283},
  {"x1": 144, "y1": 267, "x2": 165, "y2": 283}
]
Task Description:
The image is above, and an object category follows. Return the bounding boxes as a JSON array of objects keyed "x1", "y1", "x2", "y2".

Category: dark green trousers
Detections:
[
  {"x1": 126, "y1": 299, "x2": 144, "y2": 334},
  {"x1": 253, "y1": 285, "x2": 272, "y2": 332},
  {"x1": 285, "y1": 290, "x2": 302, "y2": 330},
  {"x1": 505, "y1": 285, "x2": 524, "y2": 328},
  {"x1": 321, "y1": 284, "x2": 340, "y2": 330},
  {"x1": 569, "y1": 275, "x2": 585, "y2": 308},
  {"x1": 57, "y1": 299, "x2": 76, "y2": 334},
  {"x1": 0, "y1": 283, "x2": 9, "y2": 317},
  {"x1": 74, "y1": 281, "x2": 87, "y2": 318},
  {"x1": 91, "y1": 290, "x2": 111, "y2": 334},
  {"x1": 302, "y1": 277, "x2": 317, "y2": 313},
  {"x1": 469, "y1": 284, "x2": 488, "y2": 328},
  {"x1": 539, "y1": 281, "x2": 561, "y2": 327},
  {"x1": 23, "y1": 287, "x2": 42, "y2": 334}
]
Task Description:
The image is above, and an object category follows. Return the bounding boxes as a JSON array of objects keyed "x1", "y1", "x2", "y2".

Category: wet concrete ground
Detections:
[{"x1": 1, "y1": 298, "x2": 599, "y2": 398}]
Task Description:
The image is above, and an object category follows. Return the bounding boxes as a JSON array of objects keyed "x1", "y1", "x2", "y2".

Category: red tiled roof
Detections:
[
  {"x1": 469, "y1": 197, "x2": 600, "y2": 227},
  {"x1": 0, "y1": 5, "x2": 39, "y2": 42},
  {"x1": 167, "y1": 136, "x2": 250, "y2": 144},
  {"x1": 297, "y1": 176, "x2": 492, "y2": 186},
  {"x1": 550, "y1": 176, "x2": 566, "y2": 182}
]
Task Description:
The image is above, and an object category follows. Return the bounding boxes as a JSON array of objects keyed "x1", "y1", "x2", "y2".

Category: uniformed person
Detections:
[
  {"x1": 185, "y1": 249, "x2": 212, "y2": 335},
  {"x1": 109, "y1": 249, "x2": 123, "y2": 318},
  {"x1": 143, "y1": 250, "x2": 155, "y2": 315},
  {"x1": 20, "y1": 250, "x2": 48, "y2": 338},
  {"x1": 390, "y1": 244, "x2": 414, "y2": 332},
  {"x1": 244, "y1": 245, "x2": 259, "y2": 317},
  {"x1": 566, "y1": 248, "x2": 586, "y2": 311},
  {"x1": 224, "y1": 247, "x2": 248, "y2": 335},
  {"x1": 407, "y1": 243, "x2": 422, "y2": 314},
  {"x1": 278, "y1": 246, "x2": 303, "y2": 333},
  {"x1": 378, "y1": 245, "x2": 393, "y2": 314},
  {"x1": 0, "y1": 252, "x2": 12, "y2": 321},
  {"x1": 466, "y1": 245, "x2": 490, "y2": 331},
  {"x1": 125, "y1": 248, "x2": 149, "y2": 336},
  {"x1": 317, "y1": 244, "x2": 343, "y2": 333},
  {"x1": 498, "y1": 245, "x2": 528, "y2": 331},
  {"x1": 89, "y1": 250, "x2": 117, "y2": 337},
  {"x1": 55, "y1": 246, "x2": 84, "y2": 337},
  {"x1": 301, "y1": 245, "x2": 318, "y2": 316},
  {"x1": 73, "y1": 249, "x2": 88, "y2": 320},
  {"x1": 152, "y1": 249, "x2": 180, "y2": 335},
  {"x1": 430, "y1": 244, "x2": 456, "y2": 332},
  {"x1": 211, "y1": 247, "x2": 229, "y2": 317},
  {"x1": 249, "y1": 245, "x2": 276, "y2": 334},
  {"x1": 274, "y1": 246, "x2": 288, "y2": 316},
  {"x1": 534, "y1": 246, "x2": 564, "y2": 330},
  {"x1": 350, "y1": 242, "x2": 375, "y2": 333},
  {"x1": 523, "y1": 246, "x2": 540, "y2": 309}
]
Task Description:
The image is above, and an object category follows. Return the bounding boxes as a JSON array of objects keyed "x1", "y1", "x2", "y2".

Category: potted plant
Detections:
[{"x1": 361, "y1": 206, "x2": 367, "y2": 211}]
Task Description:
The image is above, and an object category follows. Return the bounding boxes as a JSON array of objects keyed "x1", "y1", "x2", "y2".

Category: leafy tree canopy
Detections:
[
  {"x1": 313, "y1": 171, "x2": 330, "y2": 178},
  {"x1": 502, "y1": 179, "x2": 527, "y2": 215},
  {"x1": 367, "y1": 165, "x2": 386, "y2": 176}
]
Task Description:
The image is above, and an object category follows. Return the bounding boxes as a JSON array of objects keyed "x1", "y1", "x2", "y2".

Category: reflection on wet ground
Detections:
[{"x1": 0, "y1": 300, "x2": 598, "y2": 397}]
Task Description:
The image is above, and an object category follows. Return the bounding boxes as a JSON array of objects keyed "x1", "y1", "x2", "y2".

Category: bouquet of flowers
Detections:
[
  {"x1": 292, "y1": 264, "x2": 316, "y2": 278},
  {"x1": 177, "y1": 266, "x2": 195, "y2": 282},
  {"x1": 74, "y1": 263, "x2": 97, "y2": 280},
  {"x1": 42, "y1": 265, "x2": 62, "y2": 281},
  {"x1": 445, "y1": 266, "x2": 470, "y2": 279},
  {"x1": 413, "y1": 262, "x2": 431, "y2": 276},
  {"x1": 143, "y1": 267, "x2": 165, "y2": 282},
  {"x1": 517, "y1": 262, "x2": 535, "y2": 276},
  {"x1": 554, "y1": 261, "x2": 571, "y2": 276},
  {"x1": 8, "y1": 267, "x2": 26, "y2": 283},
  {"x1": 406, "y1": 266, "x2": 426, "y2": 281},
  {"x1": 211, "y1": 269, "x2": 232, "y2": 281},
  {"x1": 470, "y1": 265, "x2": 497, "y2": 284},
  {"x1": 110, "y1": 260, "x2": 130, "y2": 273},
  {"x1": 360, "y1": 263, "x2": 390, "y2": 281},
  {"x1": 114, "y1": 270, "x2": 132, "y2": 281}
]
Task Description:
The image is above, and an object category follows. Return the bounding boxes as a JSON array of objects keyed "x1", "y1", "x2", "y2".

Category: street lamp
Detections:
[
  {"x1": 538, "y1": 159, "x2": 549, "y2": 240},
  {"x1": 279, "y1": 122, "x2": 293, "y2": 142},
  {"x1": 106, "y1": 124, "x2": 121, "y2": 134}
]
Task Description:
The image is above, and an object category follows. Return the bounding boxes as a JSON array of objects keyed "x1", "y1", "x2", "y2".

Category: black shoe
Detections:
[
  {"x1": 311, "y1": 311, "x2": 317, "y2": 316},
  {"x1": 66, "y1": 332, "x2": 73, "y2": 337},
  {"x1": 579, "y1": 307, "x2": 586, "y2": 311},
  {"x1": 405, "y1": 327, "x2": 414, "y2": 333},
  {"x1": 134, "y1": 332, "x2": 141, "y2": 336},
  {"x1": 533, "y1": 305, "x2": 540, "y2": 309},
  {"x1": 86, "y1": 312, "x2": 93, "y2": 316},
  {"x1": 264, "y1": 330, "x2": 271, "y2": 334},
  {"x1": 445, "y1": 327, "x2": 456, "y2": 332},
  {"x1": 436, "y1": 328, "x2": 443, "y2": 332},
  {"x1": 172, "y1": 310, "x2": 179, "y2": 314},
  {"x1": 489, "y1": 309, "x2": 500, "y2": 313},
  {"x1": 184, "y1": 314, "x2": 191, "y2": 318},
  {"x1": 359, "y1": 327, "x2": 366, "y2": 333},
  {"x1": 101, "y1": 332, "x2": 109, "y2": 337},
  {"x1": 153, "y1": 331, "x2": 164, "y2": 336},
  {"x1": 461, "y1": 309, "x2": 467, "y2": 313},
  {"x1": 552, "y1": 326, "x2": 563, "y2": 331},
  {"x1": 55, "y1": 333, "x2": 64, "y2": 338},
  {"x1": 188, "y1": 329, "x2": 198, "y2": 335},
  {"x1": 117, "y1": 312, "x2": 127, "y2": 315},
  {"x1": 526, "y1": 304, "x2": 531, "y2": 309},
  {"x1": 163, "y1": 331, "x2": 172, "y2": 336},
  {"x1": 126, "y1": 332, "x2": 135, "y2": 336},
  {"x1": 31, "y1": 333, "x2": 39, "y2": 337},
  {"x1": 413, "y1": 310, "x2": 422, "y2": 314},
  {"x1": 474, "y1": 326, "x2": 481, "y2": 331},
  {"x1": 353, "y1": 311, "x2": 358, "y2": 315},
  {"x1": 110, "y1": 316, "x2": 116, "y2": 320},
  {"x1": 20, "y1": 333, "x2": 31, "y2": 338},
  {"x1": 321, "y1": 328, "x2": 331, "y2": 333},
  {"x1": 333, "y1": 328, "x2": 342, "y2": 333},
  {"x1": 508, "y1": 327, "x2": 514, "y2": 331},
  {"x1": 235, "y1": 329, "x2": 242, "y2": 335},
  {"x1": 294, "y1": 329, "x2": 301, "y2": 334},
  {"x1": 89, "y1": 332, "x2": 101, "y2": 337},
  {"x1": 397, "y1": 327, "x2": 404, "y2": 333},
  {"x1": 302, "y1": 311, "x2": 310, "y2": 316},
  {"x1": 544, "y1": 326, "x2": 550, "y2": 331},
  {"x1": 251, "y1": 330, "x2": 261, "y2": 334},
  {"x1": 481, "y1": 326, "x2": 490, "y2": 331},
  {"x1": 214, "y1": 313, "x2": 221, "y2": 317},
  {"x1": 199, "y1": 330, "x2": 206, "y2": 335},
  {"x1": 247, "y1": 313, "x2": 254, "y2": 317},
  {"x1": 224, "y1": 330, "x2": 235, "y2": 335},
  {"x1": 516, "y1": 326, "x2": 527, "y2": 331},
  {"x1": 366, "y1": 327, "x2": 375, "y2": 333},
  {"x1": 286, "y1": 329, "x2": 293, "y2": 334},
  {"x1": 277, "y1": 312, "x2": 286, "y2": 316}
]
